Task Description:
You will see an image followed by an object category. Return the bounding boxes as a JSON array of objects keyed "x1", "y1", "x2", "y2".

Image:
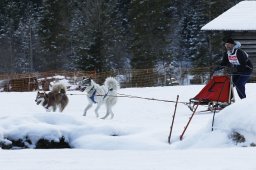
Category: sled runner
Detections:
[{"x1": 188, "y1": 75, "x2": 235, "y2": 112}]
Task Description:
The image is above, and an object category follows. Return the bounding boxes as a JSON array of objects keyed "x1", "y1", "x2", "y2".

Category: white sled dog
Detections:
[
  {"x1": 80, "y1": 77, "x2": 120, "y2": 119},
  {"x1": 35, "y1": 83, "x2": 69, "y2": 112}
]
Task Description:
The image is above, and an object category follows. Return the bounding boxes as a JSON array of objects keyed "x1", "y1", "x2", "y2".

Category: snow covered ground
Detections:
[{"x1": 0, "y1": 82, "x2": 256, "y2": 170}]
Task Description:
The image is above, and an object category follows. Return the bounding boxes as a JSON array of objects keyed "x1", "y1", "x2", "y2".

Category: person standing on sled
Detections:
[{"x1": 214, "y1": 38, "x2": 253, "y2": 99}]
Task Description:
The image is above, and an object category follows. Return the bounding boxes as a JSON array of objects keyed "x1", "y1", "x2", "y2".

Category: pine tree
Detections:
[
  {"x1": 71, "y1": 0, "x2": 128, "y2": 72},
  {"x1": 0, "y1": 0, "x2": 245, "y2": 75},
  {"x1": 38, "y1": 0, "x2": 70, "y2": 71},
  {"x1": 0, "y1": 0, "x2": 42, "y2": 73},
  {"x1": 14, "y1": 1, "x2": 42, "y2": 72},
  {"x1": 128, "y1": 0, "x2": 172, "y2": 69},
  {"x1": 0, "y1": 0, "x2": 22, "y2": 72},
  {"x1": 126, "y1": 0, "x2": 172, "y2": 86},
  {"x1": 171, "y1": 0, "x2": 241, "y2": 81}
]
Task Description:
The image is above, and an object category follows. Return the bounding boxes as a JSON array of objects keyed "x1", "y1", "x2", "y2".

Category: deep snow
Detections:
[{"x1": 0, "y1": 82, "x2": 256, "y2": 170}]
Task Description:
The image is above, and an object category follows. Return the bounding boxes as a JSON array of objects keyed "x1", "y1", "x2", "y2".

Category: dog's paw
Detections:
[{"x1": 45, "y1": 107, "x2": 51, "y2": 112}]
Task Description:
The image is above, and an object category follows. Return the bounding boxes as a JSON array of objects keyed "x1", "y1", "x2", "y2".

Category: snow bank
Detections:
[
  {"x1": 175, "y1": 97, "x2": 256, "y2": 148},
  {"x1": 1, "y1": 84, "x2": 256, "y2": 150}
]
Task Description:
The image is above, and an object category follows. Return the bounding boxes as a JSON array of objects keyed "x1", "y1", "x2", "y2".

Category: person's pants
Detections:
[{"x1": 232, "y1": 72, "x2": 251, "y2": 99}]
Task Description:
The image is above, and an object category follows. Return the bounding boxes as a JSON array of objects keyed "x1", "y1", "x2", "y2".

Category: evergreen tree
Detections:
[
  {"x1": 128, "y1": 0, "x2": 172, "y2": 69},
  {"x1": 0, "y1": 0, "x2": 42, "y2": 72},
  {"x1": 0, "y1": 0, "x2": 23, "y2": 72},
  {"x1": 71, "y1": 0, "x2": 128, "y2": 72},
  {"x1": 188, "y1": 1, "x2": 209, "y2": 68},
  {"x1": 173, "y1": 0, "x2": 208, "y2": 67},
  {"x1": 38, "y1": 0, "x2": 70, "y2": 71},
  {"x1": 171, "y1": 0, "x2": 242, "y2": 77},
  {"x1": 0, "y1": 0, "x2": 245, "y2": 75},
  {"x1": 14, "y1": 1, "x2": 42, "y2": 72}
]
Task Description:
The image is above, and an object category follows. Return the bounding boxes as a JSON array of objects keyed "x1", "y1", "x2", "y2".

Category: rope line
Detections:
[
  {"x1": 117, "y1": 93, "x2": 183, "y2": 103},
  {"x1": 68, "y1": 92, "x2": 189, "y2": 104}
]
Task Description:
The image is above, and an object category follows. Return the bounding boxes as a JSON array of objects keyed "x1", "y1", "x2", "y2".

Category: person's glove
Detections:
[
  {"x1": 210, "y1": 66, "x2": 221, "y2": 78},
  {"x1": 228, "y1": 66, "x2": 238, "y2": 73},
  {"x1": 213, "y1": 66, "x2": 225, "y2": 72}
]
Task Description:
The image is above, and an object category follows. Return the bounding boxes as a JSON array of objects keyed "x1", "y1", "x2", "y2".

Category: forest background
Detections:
[{"x1": 0, "y1": 0, "x2": 242, "y2": 74}]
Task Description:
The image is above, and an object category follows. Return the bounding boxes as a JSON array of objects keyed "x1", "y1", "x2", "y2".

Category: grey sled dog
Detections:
[
  {"x1": 35, "y1": 83, "x2": 69, "y2": 112},
  {"x1": 80, "y1": 77, "x2": 120, "y2": 119}
]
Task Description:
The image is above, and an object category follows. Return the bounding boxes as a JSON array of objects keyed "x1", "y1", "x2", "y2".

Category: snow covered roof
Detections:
[{"x1": 201, "y1": 1, "x2": 256, "y2": 31}]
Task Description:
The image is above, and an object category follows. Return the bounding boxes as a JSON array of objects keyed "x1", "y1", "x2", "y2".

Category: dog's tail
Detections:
[
  {"x1": 104, "y1": 77, "x2": 120, "y2": 91},
  {"x1": 51, "y1": 83, "x2": 67, "y2": 94}
]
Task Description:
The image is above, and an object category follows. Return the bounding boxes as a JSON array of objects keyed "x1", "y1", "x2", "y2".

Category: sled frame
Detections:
[{"x1": 188, "y1": 75, "x2": 235, "y2": 112}]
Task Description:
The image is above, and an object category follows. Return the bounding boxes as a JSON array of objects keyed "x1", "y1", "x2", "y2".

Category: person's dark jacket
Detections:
[{"x1": 220, "y1": 48, "x2": 253, "y2": 74}]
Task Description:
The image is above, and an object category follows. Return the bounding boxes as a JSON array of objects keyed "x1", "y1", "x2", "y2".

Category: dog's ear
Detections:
[
  {"x1": 45, "y1": 93, "x2": 49, "y2": 98},
  {"x1": 88, "y1": 77, "x2": 92, "y2": 85},
  {"x1": 38, "y1": 91, "x2": 43, "y2": 95}
]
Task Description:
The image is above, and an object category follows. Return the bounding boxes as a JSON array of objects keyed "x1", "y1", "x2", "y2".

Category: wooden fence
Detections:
[{"x1": 0, "y1": 67, "x2": 255, "y2": 92}]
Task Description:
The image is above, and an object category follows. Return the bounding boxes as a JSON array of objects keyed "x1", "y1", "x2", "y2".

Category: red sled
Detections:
[
  {"x1": 179, "y1": 75, "x2": 235, "y2": 140},
  {"x1": 188, "y1": 75, "x2": 235, "y2": 112}
]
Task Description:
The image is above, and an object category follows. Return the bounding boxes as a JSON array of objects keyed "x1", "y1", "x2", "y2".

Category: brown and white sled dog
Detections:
[
  {"x1": 35, "y1": 83, "x2": 69, "y2": 112},
  {"x1": 80, "y1": 77, "x2": 120, "y2": 119}
]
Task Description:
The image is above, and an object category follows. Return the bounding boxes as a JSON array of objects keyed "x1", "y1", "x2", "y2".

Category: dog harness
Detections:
[
  {"x1": 89, "y1": 90, "x2": 97, "y2": 103},
  {"x1": 88, "y1": 86, "x2": 97, "y2": 103},
  {"x1": 103, "y1": 88, "x2": 113, "y2": 99},
  {"x1": 89, "y1": 87, "x2": 113, "y2": 104}
]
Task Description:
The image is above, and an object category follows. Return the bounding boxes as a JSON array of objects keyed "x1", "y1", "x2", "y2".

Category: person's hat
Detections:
[{"x1": 225, "y1": 38, "x2": 235, "y2": 44}]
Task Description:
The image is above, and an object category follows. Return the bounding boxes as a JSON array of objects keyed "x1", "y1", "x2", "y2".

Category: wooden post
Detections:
[{"x1": 168, "y1": 95, "x2": 179, "y2": 144}]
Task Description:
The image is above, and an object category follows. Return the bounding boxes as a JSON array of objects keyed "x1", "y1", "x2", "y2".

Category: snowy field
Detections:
[{"x1": 0, "y1": 82, "x2": 256, "y2": 170}]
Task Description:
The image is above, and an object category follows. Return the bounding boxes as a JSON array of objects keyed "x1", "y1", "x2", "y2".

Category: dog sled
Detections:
[
  {"x1": 168, "y1": 75, "x2": 236, "y2": 142},
  {"x1": 174, "y1": 75, "x2": 236, "y2": 141},
  {"x1": 188, "y1": 75, "x2": 235, "y2": 112}
]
